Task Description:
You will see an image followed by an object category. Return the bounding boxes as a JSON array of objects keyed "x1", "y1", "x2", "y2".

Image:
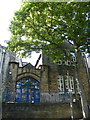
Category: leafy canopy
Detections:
[{"x1": 7, "y1": 2, "x2": 90, "y2": 61}]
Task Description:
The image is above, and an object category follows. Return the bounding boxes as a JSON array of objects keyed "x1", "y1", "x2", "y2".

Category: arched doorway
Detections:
[{"x1": 15, "y1": 76, "x2": 40, "y2": 103}]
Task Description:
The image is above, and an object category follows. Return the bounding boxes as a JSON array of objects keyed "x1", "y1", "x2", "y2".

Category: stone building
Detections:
[{"x1": 0, "y1": 45, "x2": 90, "y2": 119}]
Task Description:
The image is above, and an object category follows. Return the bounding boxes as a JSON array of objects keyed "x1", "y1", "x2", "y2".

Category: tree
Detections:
[
  {"x1": 7, "y1": 2, "x2": 90, "y2": 59},
  {"x1": 7, "y1": 2, "x2": 90, "y2": 118}
]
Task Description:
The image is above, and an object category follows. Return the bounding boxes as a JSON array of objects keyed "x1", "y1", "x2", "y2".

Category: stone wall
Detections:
[
  {"x1": 42, "y1": 54, "x2": 58, "y2": 92},
  {"x1": 2, "y1": 102, "x2": 83, "y2": 119},
  {"x1": 42, "y1": 53, "x2": 77, "y2": 93}
]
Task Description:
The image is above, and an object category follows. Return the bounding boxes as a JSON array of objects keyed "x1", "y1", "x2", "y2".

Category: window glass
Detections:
[
  {"x1": 16, "y1": 76, "x2": 39, "y2": 86},
  {"x1": 58, "y1": 75, "x2": 64, "y2": 94},
  {"x1": 15, "y1": 76, "x2": 40, "y2": 103},
  {"x1": 58, "y1": 75, "x2": 75, "y2": 94}
]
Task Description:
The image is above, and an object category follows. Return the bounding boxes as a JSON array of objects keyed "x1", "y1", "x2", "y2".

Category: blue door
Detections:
[{"x1": 15, "y1": 76, "x2": 40, "y2": 103}]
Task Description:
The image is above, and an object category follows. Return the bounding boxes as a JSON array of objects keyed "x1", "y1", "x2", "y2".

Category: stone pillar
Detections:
[
  {"x1": 2, "y1": 50, "x2": 10, "y2": 91},
  {"x1": 48, "y1": 64, "x2": 58, "y2": 92},
  {"x1": 41, "y1": 53, "x2": 59, "y2": 102},
  {"x1": 8, "y1": 62, "x2": 19, "y2": 102},
  {"x1": 40, "y1": 65, "x2": 49, "y2": 92},
  {"x1": 42, "y1": 53, "x2": 58, "y2": 92}
]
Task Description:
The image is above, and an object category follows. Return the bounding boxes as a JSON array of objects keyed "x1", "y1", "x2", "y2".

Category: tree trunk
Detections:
[{"x1": 75, "y1": 49, "x2": 89, "y2": 118}]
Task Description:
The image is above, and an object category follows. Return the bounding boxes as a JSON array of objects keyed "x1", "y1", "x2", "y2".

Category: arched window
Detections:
[{"x1": 15, "y1": 76, "x2": 40, "y2": 103}]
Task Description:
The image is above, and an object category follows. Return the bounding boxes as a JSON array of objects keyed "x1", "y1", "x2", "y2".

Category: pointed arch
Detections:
[
  {"x1": 16, "y1": 72, "x2": 40, "y2": 82},
  {"x1": 15, "y1": 72, "x2": 40, "y2": 103}
]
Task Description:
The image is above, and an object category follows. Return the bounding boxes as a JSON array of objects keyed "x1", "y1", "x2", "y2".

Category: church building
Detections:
[{"x1": 0, "y1": 45, "x2": 90, "y2": 119}]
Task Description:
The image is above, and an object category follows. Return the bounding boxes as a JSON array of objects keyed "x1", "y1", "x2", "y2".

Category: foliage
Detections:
[{"x1": 7, "y1": 2, "x2": 90, "y2": 61}]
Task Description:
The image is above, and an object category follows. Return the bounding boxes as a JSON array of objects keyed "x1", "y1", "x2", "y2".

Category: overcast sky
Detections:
[
  {"x1": 0, "y1": 0, "x2": 42, "y2": 65},
  {"x1": 0, "y1": 0, "x2": 22, "y2": 46}
]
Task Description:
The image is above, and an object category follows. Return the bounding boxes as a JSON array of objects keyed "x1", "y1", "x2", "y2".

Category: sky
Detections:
[
  {"x1": 0, "y1": 0, "x2": 21, "y2": 46},
  {"x1": 0, "y1": 0, "x2": 42, "y2": 66}
]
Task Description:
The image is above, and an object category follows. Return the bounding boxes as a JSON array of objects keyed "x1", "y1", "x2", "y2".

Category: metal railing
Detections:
[
  {"x1": 2, "y1": 89, "x2": 74, "y2": 103},
  {"x1": 40, "y1": 91, "x2": 72, "y2": 103}
]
